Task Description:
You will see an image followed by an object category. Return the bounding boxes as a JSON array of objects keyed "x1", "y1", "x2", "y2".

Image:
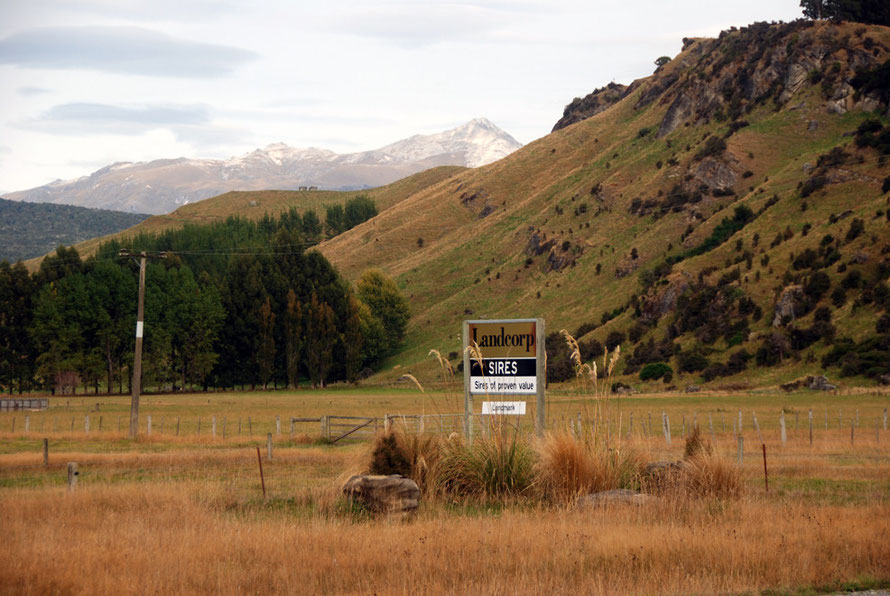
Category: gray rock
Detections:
[
  {"x1": 773, "y1": 285, "x2": 805, "y2": 327},
  {"x1": 685, "y1": 385, "x2": 701, "y2": 393},
  {"x1": 806, "y1": 375, "x2": 837, "y2": 392},
  {"x1": 342, "y1": 474, "x2": 420, "y2": 515},
  {"x1": 879, "y1": 374, "x2": 890, "y2": 387},
  {"x1": 808, "y1": 120, "x2": 819, "y2": 132},
  {"x1": 578, "y1": 489, "x2": 656, "y2": 507}
]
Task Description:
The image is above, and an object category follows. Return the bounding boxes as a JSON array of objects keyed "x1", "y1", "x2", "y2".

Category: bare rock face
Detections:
[
  {"x1": 692, "y1": 157, "x2": 737, "y2": 190},
  {"x1": 342, "y1": 474, "x2": 420, "y2": 515},
  {"x1": 772, "y1": 285, "x2": 805, "y2": 327},
  {"x1": 640, "y1": 276, "x2": 691, "y2": 324}
]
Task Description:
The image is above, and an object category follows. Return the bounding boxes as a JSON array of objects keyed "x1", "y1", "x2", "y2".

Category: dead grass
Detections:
[
  {"x1": 534, "y1": 431, "x2": 645, "y2": 502},
  {"x1": 1, "y1": 482, "x2": 888, "y2": 595}
]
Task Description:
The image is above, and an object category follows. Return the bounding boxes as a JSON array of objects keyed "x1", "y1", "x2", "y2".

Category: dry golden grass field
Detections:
[{"x1": 1, "y1": 385, "x2": 889, "y2": 595}]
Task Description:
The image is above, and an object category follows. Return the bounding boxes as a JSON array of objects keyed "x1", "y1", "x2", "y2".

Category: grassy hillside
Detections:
[
  {"x1": 32, "y1": 165, "x2": 466, "y2": 267},
  {"x1": 317, "y1": 20, "x2": 890, "y2": 389},
  {"x1": 0, "y1": 198, "x2": 148, "y2": 263}
]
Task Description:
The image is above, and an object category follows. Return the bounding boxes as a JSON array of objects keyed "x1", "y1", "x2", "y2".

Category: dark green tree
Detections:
[
  {"x1": 258, "y1": 295, "x2": 276, "y2": 389},
  {"x1": 284, "y1": 289, "x2": 303, "y2": 389},
  {"x1": 325, "y1": 204, "x2": 346, "y2": 236},
  {"x1": 0, "y1": 262, "x2": 35, "y2": 393},
  {"x1": 343, "y1": 195, "x2": 378, "y2": 230},
  {"x1": 305, "y1": 293, "x2": 335, "y2": 388}
]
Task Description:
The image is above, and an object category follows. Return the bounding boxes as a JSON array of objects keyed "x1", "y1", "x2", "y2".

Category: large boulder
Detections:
[
  {"x1": 806, "y1": 375, "x2": 837, "y2": 392},
  {"x1": 577, "y1": 489, "x2": 656, "y2": 507},
  {"x1": 342, "y1": 474, "x2": 420, "y2": 515}
]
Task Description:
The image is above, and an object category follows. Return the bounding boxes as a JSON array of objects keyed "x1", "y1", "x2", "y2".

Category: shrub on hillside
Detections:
[
  {"x1": 639, "y1": 362, "x2": 673, "y2": 381},
  {"x1": 677, "y1": 349, "x2": 710, "y2": 373},
  {"x1": 694, "y1": 136, "x2": 727, "y2": 161},
  {"x1": 605, "y1": 330, "x2": 626, "y2": 351}
]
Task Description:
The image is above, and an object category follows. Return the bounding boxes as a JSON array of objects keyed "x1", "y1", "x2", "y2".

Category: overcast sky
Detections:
[{"x1": 0, "y1": 0, "x2": 804, "y2": 194}]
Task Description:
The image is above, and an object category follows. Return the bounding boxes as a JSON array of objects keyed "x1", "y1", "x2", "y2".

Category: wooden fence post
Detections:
[
  {"x1": 384, "y1": 414, "x2": 392, "y2": 434},
  {"x1": 708, "y1": 413, "x2": 715, "y2": 442},
  {"x1": 761, "y1": 443, "x2": 769, "y2": 492},
  {"x1": 146, "y1": 415, "x2": 151, "y2": 436},
  {"x1": 808, "y1": 409, "x2": 814, "y2": 446},
  {"x1": 176, "y1": 417, "x2": 180, "y2": 437},
  {"x1": 67, "y1": 462, "x2": 78, "y2": 492},
  {"x1": 779, "y1": 412, "x2": 786, "y2": 446},
  {"x1": 418, "y1": 415, "x2": 425, "y2": 434},
  {"x1": 752, "y1": 412, "x2": 763, "y2": 444},
  {"x1": 212, "y1": 416, "x2": 216, "y2": 439},
  {"x1": 43, "y1": 438, "x2": 48, "y2": 466},
  {"x1": 662, "y1": 412, "x2": 671, "y2": 445},
  {"x1": 256, "y1": 446, "x2": 265, "y2": 499},
  {"x1": 238, "y1": 418, "x2": 242, "y2": 435},
  {"x1": 267, "y1": 433, "x2": 273, "y2": 460},
  {"x1": 276, "y1": 415, "x2": 281, "y2": 435},
  {"x1": 850, "y1": 420, "x2": 855, "y2": 445},
  {"x1": 197, "y1": 417, "x2": 202, "y2": 435},
  {"x1": 884, "y1": 408, "x2": 887, "y2": 431},
  {"x1": 25, "y1": 415, "x2": 30, "y2": 433},
  {"x1": 737, "y1": 436, "x2": 744, "y2": 465},
  {"x1": 98, "y1": 416, "x2": 103, "y2": 431},
  {"x1": 84, "y1": 415, "x2": 90, "y2": 434},
  {"x1": 738, "y1": 411, "x2": 743, "y2": 435}
]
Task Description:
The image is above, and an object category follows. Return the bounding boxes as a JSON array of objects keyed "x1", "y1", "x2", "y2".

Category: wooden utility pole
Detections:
[{"x1": 120, "y1": 250, "x2": 166, "y2": 439}]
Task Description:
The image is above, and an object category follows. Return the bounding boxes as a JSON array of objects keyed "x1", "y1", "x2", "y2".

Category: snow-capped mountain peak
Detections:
[{"x1": 3, "y1": 118, "x2": 522, "y2": 214}]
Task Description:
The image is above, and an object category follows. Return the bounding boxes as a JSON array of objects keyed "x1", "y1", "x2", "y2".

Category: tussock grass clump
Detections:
[
  {"x1": 678, "y1": 425, "x2": 743, "y2": 499},
  {"x1": 683, "y1": 425, "x2": 713, "y2": 459},
  {"x1": 682, "y1": 451, "x2": 745, "y2": 499},
  {"x1": 368, "y1": 429, "x2": 444, "y2": 492},
  {"x1": 534, "y1": 432, "x2": 644, "y2": 502},
  {"x1": 435, "y1": 427, "x2": 535, "y2": 501}
]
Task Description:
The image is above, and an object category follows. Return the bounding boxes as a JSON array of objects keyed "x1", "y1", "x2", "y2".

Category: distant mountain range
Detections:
[
  {"x1": 0, "y1": 198, "x2": 149, "y2": 263},
  {"x1": 2, "y1": 118, "x2": 521, "y2": 215}
]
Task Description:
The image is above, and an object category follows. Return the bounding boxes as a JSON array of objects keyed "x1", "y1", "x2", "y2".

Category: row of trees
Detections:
[{"x1": 0, "y1": 206, "x2": 409, "y2": 395}]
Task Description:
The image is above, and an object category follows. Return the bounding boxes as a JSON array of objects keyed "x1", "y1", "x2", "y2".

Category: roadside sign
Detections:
[{"x1": 462, "y1": 318, "x2": 545, "y2": 438}]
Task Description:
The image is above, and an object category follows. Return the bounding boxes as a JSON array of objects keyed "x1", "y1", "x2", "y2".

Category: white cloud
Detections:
[{"x1": 0, "y1": 26, "x2": 257, "y2": 78}]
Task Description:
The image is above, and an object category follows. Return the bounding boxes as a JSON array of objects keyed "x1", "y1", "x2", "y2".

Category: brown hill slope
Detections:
[
  {"x1": 28, "y1": 165, "x2": 466, "y2": 269},
  {"x1": 318, "y1": 20, "x2": 890, "y2": 388}
]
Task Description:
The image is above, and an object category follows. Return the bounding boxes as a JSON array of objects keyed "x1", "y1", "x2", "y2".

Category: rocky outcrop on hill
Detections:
[
  {"x1": 553, "y1": 83, "x2": 629, "y2": 132},
  {"x1": 554, "y1": 21, "x2": 890, "y2": 137},
  {"x1": 649, "y1": 22, "x2": 890, "y2": 138}
]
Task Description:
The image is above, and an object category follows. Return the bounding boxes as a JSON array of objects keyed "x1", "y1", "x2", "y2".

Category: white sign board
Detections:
[{"x1": 482, "y1": 401, "x2": 526, "y2": 415}]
